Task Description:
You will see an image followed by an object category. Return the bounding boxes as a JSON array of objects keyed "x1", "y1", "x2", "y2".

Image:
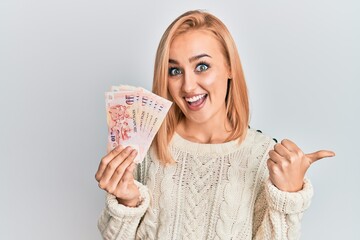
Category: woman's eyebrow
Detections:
[
  {"x1": 169, "y1": 59, "x2": 178, "y2": 64},
  {"x1": 168, "y1": 54, "x2": 211, "y2": 65},
  {"x1": 189, "y1": 53, "x2": 211, "y2": 62}
]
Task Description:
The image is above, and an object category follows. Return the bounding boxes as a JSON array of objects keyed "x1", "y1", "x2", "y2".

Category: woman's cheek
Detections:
[{"x1": 201, "y1": 73, "x2": 227, "y2": 94}]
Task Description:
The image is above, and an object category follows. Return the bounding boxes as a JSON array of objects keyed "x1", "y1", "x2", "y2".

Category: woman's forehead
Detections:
[{"x1": 169, "y1": 30, "x2": 223, "y2": 59}]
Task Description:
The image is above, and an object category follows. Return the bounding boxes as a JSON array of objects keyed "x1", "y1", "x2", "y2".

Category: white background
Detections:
[{"x1": 1, "y1": 0, "x2": 359, "y2": 239}]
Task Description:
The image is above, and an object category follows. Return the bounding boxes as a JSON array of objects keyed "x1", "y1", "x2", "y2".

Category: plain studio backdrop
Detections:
[{"x1": 0, "y1": 0, "x2": 359, "y2": 239}]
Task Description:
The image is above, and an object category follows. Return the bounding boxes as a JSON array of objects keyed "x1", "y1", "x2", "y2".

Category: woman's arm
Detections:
[
  {"x1": 97, "y1": 181, "x2": 150, "y2": 240},
  {"x1": 96, "y1": 148, "x2": 151, "y2": 240},
  {"x1": 253, "y1": 137, "x2": 334, "y2": 239},
  {"x1": 252, "y1": 173, "x2": 313, "y2": 239}
]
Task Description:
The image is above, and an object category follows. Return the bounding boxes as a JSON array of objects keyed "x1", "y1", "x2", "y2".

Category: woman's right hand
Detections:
[{"x1": 95, "y1": 145, "x2": 141, "y2": 207}]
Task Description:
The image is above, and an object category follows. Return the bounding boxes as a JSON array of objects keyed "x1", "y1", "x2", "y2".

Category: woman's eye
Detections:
[
  {"x1": 195, "y1": 63, "x2": 209, "y2": 72},
  {"x1": 169, "y1": 68, "x2": 182, "y2": 76}
]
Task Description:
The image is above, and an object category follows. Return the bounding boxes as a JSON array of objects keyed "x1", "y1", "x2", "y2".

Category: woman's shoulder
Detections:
[
  {"x1": 242, "y1": 128, "x2": 277, "y2": 163},
  {"x1": 245, "y1": 128, "x2": 277, "y2": 148}
]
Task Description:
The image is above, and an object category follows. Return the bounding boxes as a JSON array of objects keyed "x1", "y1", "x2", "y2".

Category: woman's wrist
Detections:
[{"x1": 116, "y1": 195, "x2": 143, "y2": 207}]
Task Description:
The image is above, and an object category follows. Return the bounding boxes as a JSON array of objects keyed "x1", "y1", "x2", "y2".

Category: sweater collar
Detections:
[{"x1": 170, "y1": 131, "x2": 249, "y2": 155}]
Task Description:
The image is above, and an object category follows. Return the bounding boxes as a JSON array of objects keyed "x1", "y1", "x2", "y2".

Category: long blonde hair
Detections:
[{"x1": 152, "y1": 10, "x2": 249, "y2": 164}]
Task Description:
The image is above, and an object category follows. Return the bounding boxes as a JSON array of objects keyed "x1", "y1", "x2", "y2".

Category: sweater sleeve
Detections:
[
  {"x1": 97, "y1": 154, "x2": 151, "y2": 240},
  {"x1": 97, "y1": 180, "x2": 150, "y2": 240},
  {"x1": 252, "y1": 141, "x2": 314, "y2": 240}
]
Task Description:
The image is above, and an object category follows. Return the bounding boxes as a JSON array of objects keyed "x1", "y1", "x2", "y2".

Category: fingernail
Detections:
[
  {"x1": 125, "y1": 146, "x2": 132, "y2": 152},
  {"x1": 131, "y1": 149, "x2": 137, "y2": 155}
]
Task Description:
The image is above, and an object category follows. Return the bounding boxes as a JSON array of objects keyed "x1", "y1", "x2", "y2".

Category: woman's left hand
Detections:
[{"x1": 267, "y1": 139, "x2": 335, "y2": 192}]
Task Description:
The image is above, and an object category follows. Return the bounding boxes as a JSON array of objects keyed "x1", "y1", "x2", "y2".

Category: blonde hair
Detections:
[{"x1": 152, "y1": 10, "x2": 249, "y2": 164}]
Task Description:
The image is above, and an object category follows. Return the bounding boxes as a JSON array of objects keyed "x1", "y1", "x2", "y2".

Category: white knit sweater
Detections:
[{"x1": 97, "y1": 129, "x2": 313, "y2": 239}]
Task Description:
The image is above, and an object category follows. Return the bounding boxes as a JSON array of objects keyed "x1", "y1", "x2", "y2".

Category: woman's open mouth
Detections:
[{"x1": 184, "y1": 94, "x2": 207, "y2": 110}]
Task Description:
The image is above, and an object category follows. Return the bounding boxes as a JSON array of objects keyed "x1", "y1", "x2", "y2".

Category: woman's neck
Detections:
[{"x1": 176, "y1": 117, "x2": 233, "y2": 144}]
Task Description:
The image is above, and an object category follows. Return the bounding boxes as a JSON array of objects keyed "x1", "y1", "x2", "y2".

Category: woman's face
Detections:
[{"x1": 168, "y1": 30, "x2": 231, "y2": 125}]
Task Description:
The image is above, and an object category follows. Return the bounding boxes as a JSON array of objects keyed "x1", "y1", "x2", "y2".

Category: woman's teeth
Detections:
[{"x1": 185, "y1": 94, "x2": 206, "y2": 103}]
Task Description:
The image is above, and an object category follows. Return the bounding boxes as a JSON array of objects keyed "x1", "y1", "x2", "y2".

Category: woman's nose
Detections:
[{"x1": 181, "y1": 71, "x2": 197, "y2": 93}]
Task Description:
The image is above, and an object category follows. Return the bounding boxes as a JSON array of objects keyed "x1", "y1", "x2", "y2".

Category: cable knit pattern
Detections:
[{"x1": 97, "y1": 129, "x2": 313, "y2": 239}]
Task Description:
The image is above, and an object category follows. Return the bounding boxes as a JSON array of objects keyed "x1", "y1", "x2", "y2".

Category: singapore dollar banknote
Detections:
[{"x1": 105, "y1": 85, "x2": 172, "y2": 163}]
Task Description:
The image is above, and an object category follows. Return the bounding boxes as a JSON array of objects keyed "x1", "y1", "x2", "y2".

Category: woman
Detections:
[{"x1": 95, "y1": 10, "x2": 335, "y2": 239}]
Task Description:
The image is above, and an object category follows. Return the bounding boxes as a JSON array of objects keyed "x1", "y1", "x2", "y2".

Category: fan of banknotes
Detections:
[{"x1": 105, "y1": 85, "x2": 172, "y2": 163}]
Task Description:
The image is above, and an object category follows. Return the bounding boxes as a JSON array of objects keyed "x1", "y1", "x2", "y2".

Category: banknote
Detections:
[
  {"x1": 142, "y1": 99, "x2": 172, "y2": 157},
  {"x1": 105, "y1": 91, "x2": 141, "y2": 163},
  {"x1": 105, "y1": 85, "x2": 172, "y2": 163}
]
